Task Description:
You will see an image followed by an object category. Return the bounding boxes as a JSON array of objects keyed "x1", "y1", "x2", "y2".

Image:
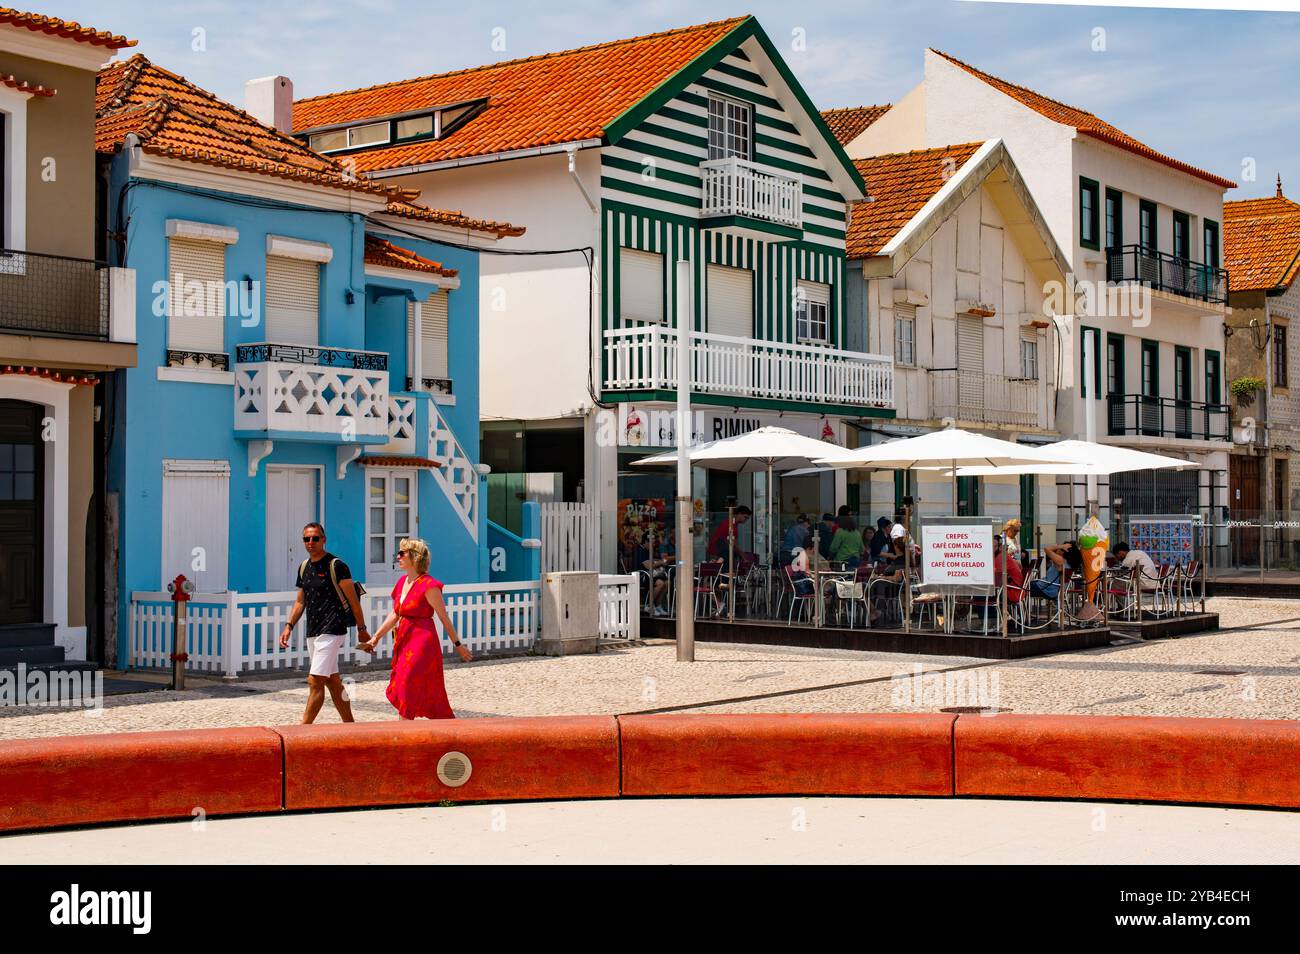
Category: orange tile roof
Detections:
[
  {"x1": 0, "y1": 7, "x2": 133, "y2": 49},
  {"x1": 820, "y1": 105, "x2": 890, "y2": 146},
  {"x1": 930, "y1": 49, "x2": 1236, "y2": 191},
  {"x1": 96, "y1": 55, "x2": 411, "y2": 200},
  {"x1": 291, "y1": 17, "x2": 749, "y2": 174},
  {"x1": 384, "y1": 199, "x2": 525, "y2": 238},
  {"x1": 364, "y1": 235, "x2": 457, "y2": 277},
  {"x1": 846, "y1": 143, "x2": 984, "y2": 259},
  {"x1": 0, "y1": 72, "x2": 54, "y2": 96},
  {"x1": 1224, "y1": 190, "x2": 1300, "y2": 292}
]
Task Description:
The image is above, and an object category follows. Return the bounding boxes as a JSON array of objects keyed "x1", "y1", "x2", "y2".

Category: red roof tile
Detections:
[
  {"x1": 1224, "y1": 189, "x2": 1300, "y2": 292},
  {"x1": 820, "y1": 105, "x2": 890, "y2": 146},
  {"x1": 97, "y1": 55, "x2": 403, "y2": 199},
  {"x1": 846, "y1": 143, "x2": 984, "y2": 259},
  {"x1": 384, "y1": 199, "x2": 525, "y2": 238},
  {"x1": 0, "y1": 6, "x2": 133, "y2": 49},
  {"x1": 291, "y1": 17, "x2": 748, "y2": 174},
  {"x1": 930, "y1": 49, "x2": 1236, "y2": 191},
  {"x1": 364, "y1": 235, "x2": 457, "y2": 277},
  {"x1": 359, "y1": 456, "x2": 441, "y2": 468},
  {"x1": 0, "y1": 72, "x2": 54, "y2": 96}
]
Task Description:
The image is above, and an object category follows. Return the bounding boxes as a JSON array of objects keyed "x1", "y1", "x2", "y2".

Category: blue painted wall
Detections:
[{"x1": 106, "y1": 161, "x2": 489, "y2": 664}]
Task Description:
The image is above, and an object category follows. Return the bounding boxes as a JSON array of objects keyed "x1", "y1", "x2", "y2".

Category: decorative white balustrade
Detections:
[
  {"x1": 701, "y1": 157, "x2": 803, "y2": 228},
  {"x1": 378, "y1": 395, "x2": 417, "y2": 455},
  {"x1": 603, "y1": 326, "x2": 894, "y2": 408},
  {"x1": 128, "y1": 575, "x2": 641, "y2": 676},
  {"x1": 429, "y1": 404, "x2": 479, "y2": 541},
  {"x1": 929, "y1": 370, "x2": 1043, "y2": 428},
  {"x1": 233, "y1": 342, "x2": 389, "y2": 441}
]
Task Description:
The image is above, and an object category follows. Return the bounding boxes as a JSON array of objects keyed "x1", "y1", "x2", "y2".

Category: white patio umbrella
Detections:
[
  {"x1": 813, "y1": 426, "x2": 1075, "y2": 513},
  {"x1": 949, "y1": 440, "x2": 1194, "y2": 477},
  {"x1": 632, "y1": 425, "x2": 856, "y2": 561}
]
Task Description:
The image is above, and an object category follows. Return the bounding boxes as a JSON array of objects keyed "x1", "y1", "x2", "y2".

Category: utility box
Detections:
[{"x1": 538, "y1": 571, "x2": 599, "y2": 656}]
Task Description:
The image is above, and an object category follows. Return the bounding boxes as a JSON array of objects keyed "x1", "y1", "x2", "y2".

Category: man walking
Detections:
[{"x1": 278, "y1": 522, "x2": 369, "y2": 723}]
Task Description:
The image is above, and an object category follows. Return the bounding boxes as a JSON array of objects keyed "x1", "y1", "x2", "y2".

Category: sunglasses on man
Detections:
[{"x1": 302, "y1": 535, "x2": 323, "y2": 543}]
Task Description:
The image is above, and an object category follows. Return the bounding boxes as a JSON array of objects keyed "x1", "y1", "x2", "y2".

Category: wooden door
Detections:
[
  {"x1": 0, "y1": 401, "x2": 42, "y2": 624},
  {"x1": 1230, "y1": 455, "x2": 1261, "y2": 564}
]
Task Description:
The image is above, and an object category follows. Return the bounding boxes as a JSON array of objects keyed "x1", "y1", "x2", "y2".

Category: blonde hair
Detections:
[
  {"x1": 1003, "y1": 519, "x2": 1022, "y2": 533},
  {"x1": 399, "y1": 538, "x2": 431, "y2": 574}
]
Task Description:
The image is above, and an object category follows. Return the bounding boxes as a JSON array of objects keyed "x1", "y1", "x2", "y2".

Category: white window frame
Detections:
[
  {"x1": 707, "y1": 94, "x2": 752, "y2": 161},
  {"x1": 166, "y1": 235, "x2": 228, "y2": 362},
  {"x1": 366, "y1": 468, "x2": 418, "y2": 585},
  {"x1": 894, "y1": 306, "x2": 916, "y2": 366},
  {"x1": 795, "y1": 280, "x2": 831, "y2": 343},
  {"x1": 347, "y1": 122, "x2": 390, "y2": 149},
  {"x1": 1020, "y1": 336, "x2": 1040, "y2": 380}
]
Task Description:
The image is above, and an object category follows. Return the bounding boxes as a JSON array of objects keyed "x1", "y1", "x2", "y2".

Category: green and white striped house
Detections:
[{"x1": 289, "y1": 15, "x2": 894, "y2": 568}]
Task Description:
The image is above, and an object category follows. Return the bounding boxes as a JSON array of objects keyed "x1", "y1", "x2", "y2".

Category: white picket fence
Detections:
[
  {"x1": 129, "y1": 575, "x2": 638, "y2": 677},
  {"x1": 540, "y1": 501, "x2": 597, "y2": 574}
]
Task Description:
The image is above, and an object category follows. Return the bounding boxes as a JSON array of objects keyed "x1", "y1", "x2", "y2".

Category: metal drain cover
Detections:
[
  {"x1": 939, "y1": 706, "x2": 1012, "y2": 714},
  {"x1": 1193, "y1": 669, "x2": 1245, "y2": 676},
  {"x1": 436, "y1": 751, "x2": 473, "y2": 788}
]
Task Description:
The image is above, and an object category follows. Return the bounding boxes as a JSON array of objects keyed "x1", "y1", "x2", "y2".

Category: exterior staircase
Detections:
[{"x1": 0, "y1": 623, "x2": 95, "y2": 672}]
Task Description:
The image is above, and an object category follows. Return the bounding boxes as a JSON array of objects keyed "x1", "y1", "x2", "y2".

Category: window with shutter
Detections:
[
  {"x1": 619, "y1": 248, "x2": 664, "y2": 324},
  {"x1": 265, "y1": 255, "x2": 320, "y2": 345},
  {"x1": 957, "y1": 315, "x2": 985, "y2": 409},
  {"x1": 796, "y1": 280, "x2": 830, "y2": 342},
  {"x1": 894, "y1": 306, "x2": 915, "y2": 366},
  {"x1": 706, "y1": 264, "x2": 753, "y2": 339},
  {"x1": 167, "y1": 237, "x2": 226, "y2": 358},
  {"x1": 407, "y1": 291, "x2": 450, "y2": 388}
]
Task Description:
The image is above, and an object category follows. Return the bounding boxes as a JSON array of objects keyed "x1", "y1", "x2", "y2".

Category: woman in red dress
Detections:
[{"x1": 358, "y1": 538, "x2": 472, "y2": 719}]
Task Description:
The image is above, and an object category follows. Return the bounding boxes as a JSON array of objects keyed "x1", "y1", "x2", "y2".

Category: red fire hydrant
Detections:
[{"x1": 167, "y1": 574, "x2": 194, "y2": 690}]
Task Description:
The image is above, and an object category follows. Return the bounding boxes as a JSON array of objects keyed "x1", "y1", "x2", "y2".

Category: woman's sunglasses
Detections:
[{"x1": 396, "y1": 549, "x2": 412, "y2": 559}]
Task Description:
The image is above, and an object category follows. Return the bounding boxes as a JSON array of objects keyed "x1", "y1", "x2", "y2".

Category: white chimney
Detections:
[{"x1": 245, "y1": 75, "x2": 294, "y2": 134}]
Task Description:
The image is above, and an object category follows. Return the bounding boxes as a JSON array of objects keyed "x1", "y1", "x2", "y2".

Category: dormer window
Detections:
[{"x1": 304, "y1": 100, "x2": 485, "y2": 155}]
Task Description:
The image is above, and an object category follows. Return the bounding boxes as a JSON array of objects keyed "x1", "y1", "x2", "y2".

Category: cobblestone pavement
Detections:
[{"x1": 1, "y1": 597, "x2": 1296, "y2": 738}]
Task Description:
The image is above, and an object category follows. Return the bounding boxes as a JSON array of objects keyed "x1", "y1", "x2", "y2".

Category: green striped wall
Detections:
[{"x1": 603, "y1": 201, "x2": 846, "y2": 347}]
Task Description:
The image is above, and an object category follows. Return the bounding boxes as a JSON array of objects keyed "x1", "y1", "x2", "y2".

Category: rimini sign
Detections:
[{"x1": 616, "y1": 404, "x2": 838, "y2": 448}]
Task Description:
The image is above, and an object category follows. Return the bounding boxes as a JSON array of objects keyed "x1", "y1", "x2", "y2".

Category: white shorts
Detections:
[{"x1": 308, "y1": 633, "x2": 346, "y2": 677}]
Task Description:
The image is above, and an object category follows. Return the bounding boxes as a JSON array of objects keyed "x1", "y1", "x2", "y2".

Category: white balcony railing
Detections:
[
  {"x1": 701, "y1": 157, "x2": 802, "y2": 228},
  {"x1": 233, "y1": 342, "x2": 389, "y2": 441},
  {"x1": 603, "y1": 326, "x2": 894, "y2": 408},
  {"x1": 377, "y1": 394, "x2": 416, "y2": 455},
  {"x1": 929, "y1": 369, "x2": 1042, "y2": 428}
]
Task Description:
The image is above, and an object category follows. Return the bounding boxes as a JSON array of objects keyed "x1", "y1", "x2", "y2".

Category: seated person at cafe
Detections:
[
  {"x1": 1112, "y1": 542, "x2": 1158, "y2": 590},
  {"x1": 707, "y1": 505, "x2": 752, "y2": 568},
  {"x1": 788, "y1": 546, "x2": 815, "y2": 597},
  {"x1": 869, "y1": 517, "x2": 892, "y2": 560},
  {"x1": 780, "y1": 514, "x2": 811, "y2": 567},
  {"x1": 815, "y1": 513, "x2": 838, "y2": 562},
  {"x1": 636, "y1": 529, "x2": 676, "y2": 616},
  {"x1": 1030, "y1": 541, "x2": 1083, "y2": 600},
  {"x1": 830, "y1": 514, "x2": 865, "y2": 567},
  {"x1": 994, "y1": 534, "x2": 1025, "y2": 602}
]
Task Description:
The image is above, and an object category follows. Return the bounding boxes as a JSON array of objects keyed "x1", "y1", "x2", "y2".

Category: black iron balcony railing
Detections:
[
  {"x1": 1107, "y1": 393, "x2": 1229, "y2": 441},
  {"x1": 404, "y1": 376, "x2": 453, "y2": 395},
  {"x1": 1106, "y1": 245, "x2": 1228, "y2": 305},
  {"x1": 0, "y1": 249, "x2": 108, "y2": 340},
  {"x1": 235, "y1": 342, "x2": 387, "y2": 371}
]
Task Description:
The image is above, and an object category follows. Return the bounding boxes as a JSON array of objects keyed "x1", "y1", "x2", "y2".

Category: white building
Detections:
[
  {"x1": 289, "y1": 17, "x2": 894, "y2": 569},
  {"x1": 832, "y1": 134, "x2": 1070, "y2": 545},
  {"x1": 839, "y1": 49, "x2": 1236, "y2": 540}
]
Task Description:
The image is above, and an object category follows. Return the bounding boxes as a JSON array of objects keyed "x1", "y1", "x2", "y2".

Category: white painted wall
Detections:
[{"x1": 387, "y1": 148, "x2": 602, "y2": 424}]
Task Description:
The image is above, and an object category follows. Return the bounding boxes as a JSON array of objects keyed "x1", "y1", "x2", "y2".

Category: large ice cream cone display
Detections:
[{"x1": 1078, "y1": 514, "x2": 1109, "y2": 602}]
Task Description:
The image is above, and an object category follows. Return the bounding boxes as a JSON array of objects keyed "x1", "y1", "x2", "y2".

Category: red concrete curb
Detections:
[
  {"x1": 278, "y1": 716, "x2": 620, "y2": 810},
  {"x1": 620, "y1": 713, "x2": 957, "y2": 797},
  {"x1": 2, "y1": 713, "x2": 1298, "y2": 835},
  {"x1": 0, "y1": 727, "x2": 283, "y2": 833},
  {"x1": 954, "y1": 714, "x2": 1300, "y2": 808}
]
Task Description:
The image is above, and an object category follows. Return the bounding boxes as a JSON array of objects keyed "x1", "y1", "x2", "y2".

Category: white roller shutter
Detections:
[
  {"x1": 407, "y1": 291, "x2": 450, "y2": 381},
  {"x1": 265, "y1": 255, "x2": 320, "y2": 345},
  {"x1": 167, "y1": 237, "x2": 226, "y2": 353},
  {"x1": 161, "y1": 460, "x2": 230, "y2": 592},
  {"x1": 957, "y1": 315, "x2": 985, "y2": 409},
  {"x1": 706, "y1": 264, "x2": 753, "y2": 338},
  {"x1": 620, "y1": 248, "x2": 664, "y2": 324}
]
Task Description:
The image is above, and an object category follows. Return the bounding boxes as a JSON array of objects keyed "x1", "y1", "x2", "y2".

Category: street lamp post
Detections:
[{"x1": 675, "y1": 260, "x2": 695, "y2": 663}]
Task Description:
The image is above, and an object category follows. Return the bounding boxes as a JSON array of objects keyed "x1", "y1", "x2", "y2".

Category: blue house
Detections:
[{"x1": 96, "y1": 56, "x2": 524, "y2": 666}]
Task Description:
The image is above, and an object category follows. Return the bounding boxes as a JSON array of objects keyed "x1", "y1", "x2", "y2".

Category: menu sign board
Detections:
[{"x1": 921, "y1": 524, "x2": 994, "y2": 585}]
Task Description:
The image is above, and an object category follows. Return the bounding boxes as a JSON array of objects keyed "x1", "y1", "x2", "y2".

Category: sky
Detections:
[{"x1": 31, "y1": 0, "x2": 1300, "y2": 199}]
